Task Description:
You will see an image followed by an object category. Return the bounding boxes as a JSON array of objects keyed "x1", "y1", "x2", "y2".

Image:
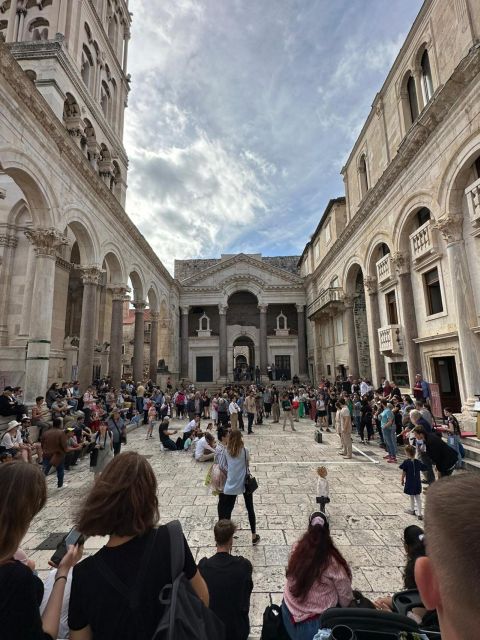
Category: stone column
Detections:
[
  {"x1": 6, "y1": 1, "x2": 18, "y2": 41},
  {"x1": 78, "y1": 266, "x2": 102, "y2": 392},
  {"x1": 149, "y1": 311, "x2": 160, "y2": 381},
  {"x1": 109, "y1": 286, "x2": 127, "y2": 389},
  {"x1": 363, "y1": 277, "x2": 385, "y2": 387},
  {"x1": 0, "y1": 234, "x2": 18, "y2": 344},
  {"x1": 258, "y1": 303, "x2": 268, "y2": 376},
  {"x1": 392, "y1": 252, "x2": 421, "y2": 388},
  {"x1": 18, "y1": 243, "x2": 36, "y2": 338},
  {"x1": 296, "y1": 304, "x2": 308, "y2": 377},
  {"x1": 343, "y1": 296, "x2": 359, "y2": 379},
  {"x1": 24, "y1": 228, "x2": 68, "y2": 405},
  {"x1": 132, "y1": 301, "x2": 147, "y2": 383},
  {"x1": 219, "y1": 304, "x2": 228, "y2": 380},
  {"x1": 436, "y1": 216, "x2": 480, "y2": 409},
  {"x1": 180, "y1": 306, "x2": 189, "y2": 379}
]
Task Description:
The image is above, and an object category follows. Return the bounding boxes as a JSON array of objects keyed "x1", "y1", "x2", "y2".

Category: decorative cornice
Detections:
[
  {"x1": 312, "y1": 42, "x2": 480, "y2": 278},
  {"x1": 0, "y1": 235, "x2": 18, "y2": 248},
  {"x1": 0, "y1": 44, "x2": 173, "y2": 287},
  {"x1": 55, "y1": 256, "x2": 73, "y2": 272},
  {"x1": 180, "y1": 253, "x2": 304, "y2": 286}
]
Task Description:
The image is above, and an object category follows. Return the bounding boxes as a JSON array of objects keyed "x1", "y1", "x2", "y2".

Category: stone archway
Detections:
[{"x1": 233, "y1": 335, "x2": 255, "y2": 381}]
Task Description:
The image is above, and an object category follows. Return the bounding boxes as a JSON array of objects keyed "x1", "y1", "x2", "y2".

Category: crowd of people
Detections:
[{"x1": 0, "y1": 371, "x2": 476, "y2": 639}]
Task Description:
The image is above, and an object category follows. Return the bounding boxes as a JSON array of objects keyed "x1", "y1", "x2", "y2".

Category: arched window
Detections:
[
  {"x1": 407, "y1": 74, "x2": 419, "y2": 123},
  {"x1": 420, "y1": 50, "x2": 434, "y2": 104},
  {"x1": 81, "y1": 45, "x2": 94, "y2": 90},
  {"x1": 100, "y1": 80, "x2": 110, "y2": 116},
  {"x1": 358, "y1": 154, "x2": 369, "y2": 198},
  {"x1": 0, "y1": 20, "x2": 7, "y2": 43},
  {"x1": 330, "y1": 276, "x2": 339, "y2": 288},
  {"x1": 276, "y1": 312, "x2": 287, "y2": 331},
  {"x1": 109, "y1": 78, "x2": 117, "y2": 124},
  {"x1": 416, "y1": 207, "x2": 431, "y2": 228},
  {"x1": 379, "y1": 243, "x2": 390, "y2": 257},
  {"x1": 29, "y1": 18, "x2": 49, "y2": 41},
  {"x1": 110, "y1": 160, "x2": 121, "y2": 196},
  {"x1": 84, "y1": 22, "x2": 93, "y2": 44}
]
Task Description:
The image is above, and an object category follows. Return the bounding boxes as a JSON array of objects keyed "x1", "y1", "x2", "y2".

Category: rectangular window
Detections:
[
  {"x1": 325, "y1": 221, "x2": 331, "y2": 244},
  {"x1": 335, "y1": 316, "x2": 344, "y2": 344},
  {"x1": 424, "y1": 267, "x2": 443, "y2": 315},
  {"x1": 385, "y1": 290, "x2": 398, "y2": 325},
  {"x1": 390, "y1": 362, "x2": 409, "y2": 387},
  {"x1": 275, "y1": 355, "x2": 291, "y2": 380},
  {"x1": 326, "y1": 364, "x2": 331, "y2": 376},
  {"x1": 121, "y1": 344, "x2": 125, "y2": 355}
]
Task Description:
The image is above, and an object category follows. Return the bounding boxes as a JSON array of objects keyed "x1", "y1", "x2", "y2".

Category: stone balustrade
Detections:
[
  {"x1": 376, "y1": 254, "x2": 393, "y2": 284},
  {"x1": 307, "y1": 287, "x2": 344, "y2": 319},
  {"x1": 378, "y1": 324, "x2": 402, "y2": 354},
  {"x1": 409, "y1": 219, "x2": 439, "y2": 263},
  {"x1": 465, "y1": 177, "x2": 480, "y2": 233}
]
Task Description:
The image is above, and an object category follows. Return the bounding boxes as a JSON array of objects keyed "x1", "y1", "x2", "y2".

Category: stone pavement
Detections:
[{"x1": 22, "y1": 416, "x2": 421, "y2": 639}]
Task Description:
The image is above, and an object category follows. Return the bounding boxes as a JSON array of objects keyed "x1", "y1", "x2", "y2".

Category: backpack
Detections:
[
  {"x1": 153, "y1": 520, "x2": 225, "y2": 640},
  {"x1": 95, "y1": 522, "x2": 225, "y2": 640}
]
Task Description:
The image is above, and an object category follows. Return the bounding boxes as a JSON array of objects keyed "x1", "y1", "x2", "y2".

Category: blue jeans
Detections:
[
  {"x1": 281, "y1": 602, "x2": 320, "y2": 640},
  {"x1": 382, "y1": 425, "x2": 397, "y2": 457},
  {"x1": 42, "y1": 457, "x2": 65, "y2": 487}
]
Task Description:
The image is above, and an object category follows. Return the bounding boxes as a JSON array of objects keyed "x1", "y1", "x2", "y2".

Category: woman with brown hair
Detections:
[
  {"x1": 0, "y1": 461, "x2": 81, "y2": 640},
  {"x1": 281, "y1": 512, "x2": 353, "y2": 640},
  {"x1": 68, "y1": 451, "x2": 209, "y2": 640},
  {"x1": 217, "y1": 429, "x2": 260, "y2": 545}
]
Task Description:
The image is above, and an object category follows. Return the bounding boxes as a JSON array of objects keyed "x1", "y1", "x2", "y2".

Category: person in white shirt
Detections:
[
  {"x1": 1, "y1": 421, "x2": 28, "y2": 461},
  {"x1": 229, "y1": 398, "x2": 240, "y2": 430},
  {"x1": 195, "y1": 432, "x2": 216, "y2": 462},
  {"x1": 183, "y1": 415, "x2": 200, "y2": 445},
  {"x1": 316, "y1": 466, "x2": 330, "y2": 513},
  {"x1": 339, "y1": 398, "x2": 352, "y2": 459},
  {"x1": 360, "y1": 379, "x2": 369, "y2": 397}
]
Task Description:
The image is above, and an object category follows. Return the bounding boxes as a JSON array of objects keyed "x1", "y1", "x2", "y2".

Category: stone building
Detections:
[
  {"x1": 0, "y1": 1, "x2": 179, "y2": 401},
  {"x1": 299, "y1": 0, "x2": 480, "y2": 414},
  {"x1": 175, "y1": 254, "x2": 307, "y2": 384}
]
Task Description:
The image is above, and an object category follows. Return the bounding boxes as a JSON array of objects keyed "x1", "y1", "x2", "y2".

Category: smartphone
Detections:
[{"x1": 50, "y1": 528, "x2": 85, "y2": 566}]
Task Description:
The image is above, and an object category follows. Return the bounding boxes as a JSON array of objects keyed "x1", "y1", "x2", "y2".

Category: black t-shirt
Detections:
[
  {"x1": 425, "y1": 433, "x2": 458, "y2": 472},
  {"x1": 198, "y1": 552, "x2": 253, "y2": 640},
  {"x1": 69, "y1": 527, "x2": 197, "y2": 639},
  {"x1": 158, "y1": 421, "x2": 171, "y2": 443},
  {"x1": 0, "y1": 560, "x2": 51, "y2": 640}
]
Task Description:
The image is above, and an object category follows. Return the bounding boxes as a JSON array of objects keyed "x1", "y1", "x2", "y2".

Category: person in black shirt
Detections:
[
  {"x1": 413, "y1": 427, "x2": 458, "y2": 478},
  {"x1": 199, "y1": 520, "x2": 253, "y2": 640},
  {"x1": 158, "y1": 416, "x2": 179, "y2": 450},
  {"x1": 68, "y1": 452, "x2": 208, "y2": 639},
  {"x1": 0, "y1": 462, "x2": 81, "y2": 640}
]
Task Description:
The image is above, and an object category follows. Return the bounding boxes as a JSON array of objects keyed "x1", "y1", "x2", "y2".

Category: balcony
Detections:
[
  {"x1": 376, "y1": 254, "x2": 393, "y2": 285},
  {"x1": 409, "y1": 220, "x2": 439, "y2": 265},
  {"x1": 465, "y1": 177, "x2": 480, "y2": 235},
  {"x1": 307, "y1": 287, "x2": 344, "y2": 319},
  {"x1": 378, "y1": 324, "x2": 402, "y2": 355}
]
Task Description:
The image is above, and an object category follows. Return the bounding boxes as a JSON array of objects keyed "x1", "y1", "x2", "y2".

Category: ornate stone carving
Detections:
[
  {"x1": 218, "y1": 304, "x2": 228, "y2": 315},
  {"x1": 133, "y1": 301, "x2": 147, "y2": 311},
  {"x1": 78, "y1": 265, "x2": 103, "y2": 285},
  {"x1": 55, "y1": 256, "x2": 73, "y2": 272},
  {"x1": 434, "y1": 216, "x2": 464, "y2": 245},
  {"x1": 0, "y1": 187, "x2": 6, "y2": 199},
  {"x1": 25, "y1": 228, "x2": 68, "y2": 257},
  {"x1": 109, "y1": 285, "x2": 129, "y2": 301},
  {"x1": 363, "y1": 276, "x2": 377, "y2": 293},
  {"x1": 258, "y1": 303, "x2": 268, "y2": 313},
  {"x1": 0, "y1": 235, "x2": 18, "y2": 248},
  {"x1": 150, "y1": 312, "x2": 160, "y2": 321},
  {"x1": 390, "y1": 251, "x2": 409, "y2": 275},
  {"x1": 343, "y1": 295, "x2": 355, "y2": 308}
]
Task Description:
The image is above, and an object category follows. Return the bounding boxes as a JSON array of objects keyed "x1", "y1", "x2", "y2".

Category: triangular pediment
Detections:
[{"x1": 179, "y1": 253, "x2": 303, "y2": 289}]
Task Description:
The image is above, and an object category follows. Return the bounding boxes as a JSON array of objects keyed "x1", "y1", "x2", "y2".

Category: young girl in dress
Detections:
[
  {"x1": 315, "y1": 466, "x2": 330, "y2": 513},
  {"x1": 146, "y1": 401, "x2": 157, "y2": 439},
  {"x1": 399, "y1": 445, "x2": 427, "y2": 520}
]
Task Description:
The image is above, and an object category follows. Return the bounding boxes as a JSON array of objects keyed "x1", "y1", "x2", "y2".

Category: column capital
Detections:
[
  {"x1": 108, "y1": 284, "x2": 129, "y2": 301},
  {"x1": 363, "y1": 276, "x2": 378, "y2": 294},
  {"x1": 25, "y1": 227, "x2": 68, "y2": 258},
  {"x1": 434, "y1": 215, "x2": 464, "y2": 245},
  {"x1": 78, "y1": 265, "x2": 104, "y2": 286},
  {"x1": 180, "y1": 305, "x2": 190, "y2": 316},
  {"x1": 150, "y1": 311, "x2": 161, "y2": 321},
  {"x1": 343, "y1": 295, "x2": 355, "y2": 308},
  {"x1": 391, "y1": 251, "x2": 409, "y2": 275},
  {"x1": 218, "y1": 304, "x2": 228, "y2": 315},
  {"x1": 295, "y1": 303, "x2": 305, "y2": 313},
  {"x1": 133, "y1": 301, "x2": 147, "y2": 312},
  {"x1": 258, "y1": 303, "x2": 268, "y2": 313}
]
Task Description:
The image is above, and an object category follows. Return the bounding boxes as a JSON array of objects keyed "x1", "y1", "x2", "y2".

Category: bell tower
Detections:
[{"x1": 0, "y1": 0, "x2": 132, "y2": 206}]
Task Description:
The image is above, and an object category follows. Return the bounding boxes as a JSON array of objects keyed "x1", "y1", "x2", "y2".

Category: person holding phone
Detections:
[{"x1": 0, "y1": 461, "x2": 82, "y2": 640}]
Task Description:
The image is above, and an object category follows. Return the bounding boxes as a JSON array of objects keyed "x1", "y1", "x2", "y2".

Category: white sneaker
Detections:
[{"x1": 57, "y1": 483, "x2": 68, "y2": 489}]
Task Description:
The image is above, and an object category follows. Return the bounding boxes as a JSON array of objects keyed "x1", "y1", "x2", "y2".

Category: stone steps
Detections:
[{"x1": 462, "y1": 437, "x2": 480, "y2": 472}]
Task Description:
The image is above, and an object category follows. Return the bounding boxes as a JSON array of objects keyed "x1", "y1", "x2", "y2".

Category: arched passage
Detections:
[
  {"x1": 233, "y1": 335, "x2": 255, "y2": 381},
  {"x1": 343, "y1": 263, "x2": 371, "y2": 381}
]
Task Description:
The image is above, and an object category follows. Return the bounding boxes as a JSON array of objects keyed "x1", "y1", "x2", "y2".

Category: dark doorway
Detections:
[
  {"x1": 233, "y1": 337, "x2": 255, "y2": 381},
  {"x1": 196, "y1": 356, "x2": 213, "y2": 382},
  {"x1": 275, "y1": 355, "x2": 291, "y2": 380},
  {"x1": 432, "y1": 356, "x2": 461, "y2": 413}
]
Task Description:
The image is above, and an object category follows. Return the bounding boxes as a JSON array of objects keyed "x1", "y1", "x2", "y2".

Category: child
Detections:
[
  {"x1": 315, "y1": 466, "x2": 330, "y2": 513},
  {"x1": 399, "y1": 445, "x2": 427, "y2": 520},
  {"x1": 146, "y1": 401, "x2": 157, "y2": 439}
]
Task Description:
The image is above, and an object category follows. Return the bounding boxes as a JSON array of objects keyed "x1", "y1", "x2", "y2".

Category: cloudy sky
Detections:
[{"x1": 124, "y1": 0, "x2": 423, "y2": 274}]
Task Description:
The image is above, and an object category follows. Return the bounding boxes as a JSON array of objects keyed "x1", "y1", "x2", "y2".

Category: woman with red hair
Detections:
[{"x1": 282, "y1": 512, "x2": 353, "y2": 639}]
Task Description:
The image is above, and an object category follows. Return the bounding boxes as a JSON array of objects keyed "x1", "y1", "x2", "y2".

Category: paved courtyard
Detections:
[{"x1": 22, "y1": 416, "x2": 419, "y2": 638}]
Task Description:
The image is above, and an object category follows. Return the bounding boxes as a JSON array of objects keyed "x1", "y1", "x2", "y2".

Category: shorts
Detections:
[{"x1": 316, "y1": 410, "x2": 327, "y2": 417}]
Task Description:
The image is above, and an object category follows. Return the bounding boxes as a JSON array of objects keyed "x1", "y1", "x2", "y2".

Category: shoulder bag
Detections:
[{"x1": 244, "y1": 449, "x2": 258, "y2": 494}]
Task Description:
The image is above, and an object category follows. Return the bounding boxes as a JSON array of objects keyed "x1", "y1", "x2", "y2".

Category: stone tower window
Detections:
[
  {"x1": 420, "y1": 50, "x2": 434, "y2": 104},
  {"x1": 407, "y1": 74, "x2": 419, "y2": 123},
  {"x1": 358, "y1": 154, "x2": 369, "y2": 198}
]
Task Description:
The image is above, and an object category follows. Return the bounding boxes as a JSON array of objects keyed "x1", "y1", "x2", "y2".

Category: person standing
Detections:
[
  {"x1": 281, "y1": 393, "x2": 296, "y2": 432},
  {"x1": 400, "y1": 445, "x2": 427, "y2": 520},
  {"x1": 135, "y1": 381, "x2": 145, "y2": 413},
  {"x1": 218, "y1": 430, "x2": 260, "y2": 545},
  {"x1": 199, "y1": 520, "x2": 253, "y2": 640},
  {"x1": 338, "y1": 398, "x2": 352, "y2": 459},
  {"x1": 90, "y1": 422, "x2": 114, "y2": 478},
  {"x1": 229, "y1": 397, "x2": 240, "y2": 430},
  {"x1": 244, "y1": 392, "x2": 256, "y2": 435},
  {"x1": 380, "y1": 400, "x2": 397, "y2": 463},
  {"x1": 271, "y1": 387, "x2": 280, "y2": 423},
  {"x1": 41, "y1": 417, "x2": 68, "y2": 488},
  {"x1": 107, "y1": 409, "x2": 126, "y2": 456}
]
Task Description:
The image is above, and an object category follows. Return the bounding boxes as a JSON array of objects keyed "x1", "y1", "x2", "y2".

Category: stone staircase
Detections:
[{"x1": 462, "y1": 437, "x2": 480, "y2": 473}]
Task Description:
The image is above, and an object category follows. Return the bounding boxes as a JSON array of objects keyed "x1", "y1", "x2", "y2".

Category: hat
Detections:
[
  {"x1": 73, "y1": 410, "x2": 85, "y2": 418},
  {"x1": 4, "y1": 386, "x2": 14, "y2": 392},
  {"x1": 21, "y1": 416, "x2": 31, "y2": 422},
  {"x1": 7, "y1": 420, "x2": 21, "y2": 430}
]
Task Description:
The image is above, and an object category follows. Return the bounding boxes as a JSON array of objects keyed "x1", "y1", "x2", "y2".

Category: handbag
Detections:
[
  {"x1": 211, "y1": 464, "x2": 227, "y2": 492},
  {"x1": 89, "y1": 447, "x2": 99, "y2": 467},
  {"x1": 244, "y1": 449, "x2": 258, "y2": 494},
  {"x1": 113, "y1": 418, "x2": 127, "y2": 444},
  {"x1": 260, "y1": 604, "x2": 289, "y2": 640}
]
